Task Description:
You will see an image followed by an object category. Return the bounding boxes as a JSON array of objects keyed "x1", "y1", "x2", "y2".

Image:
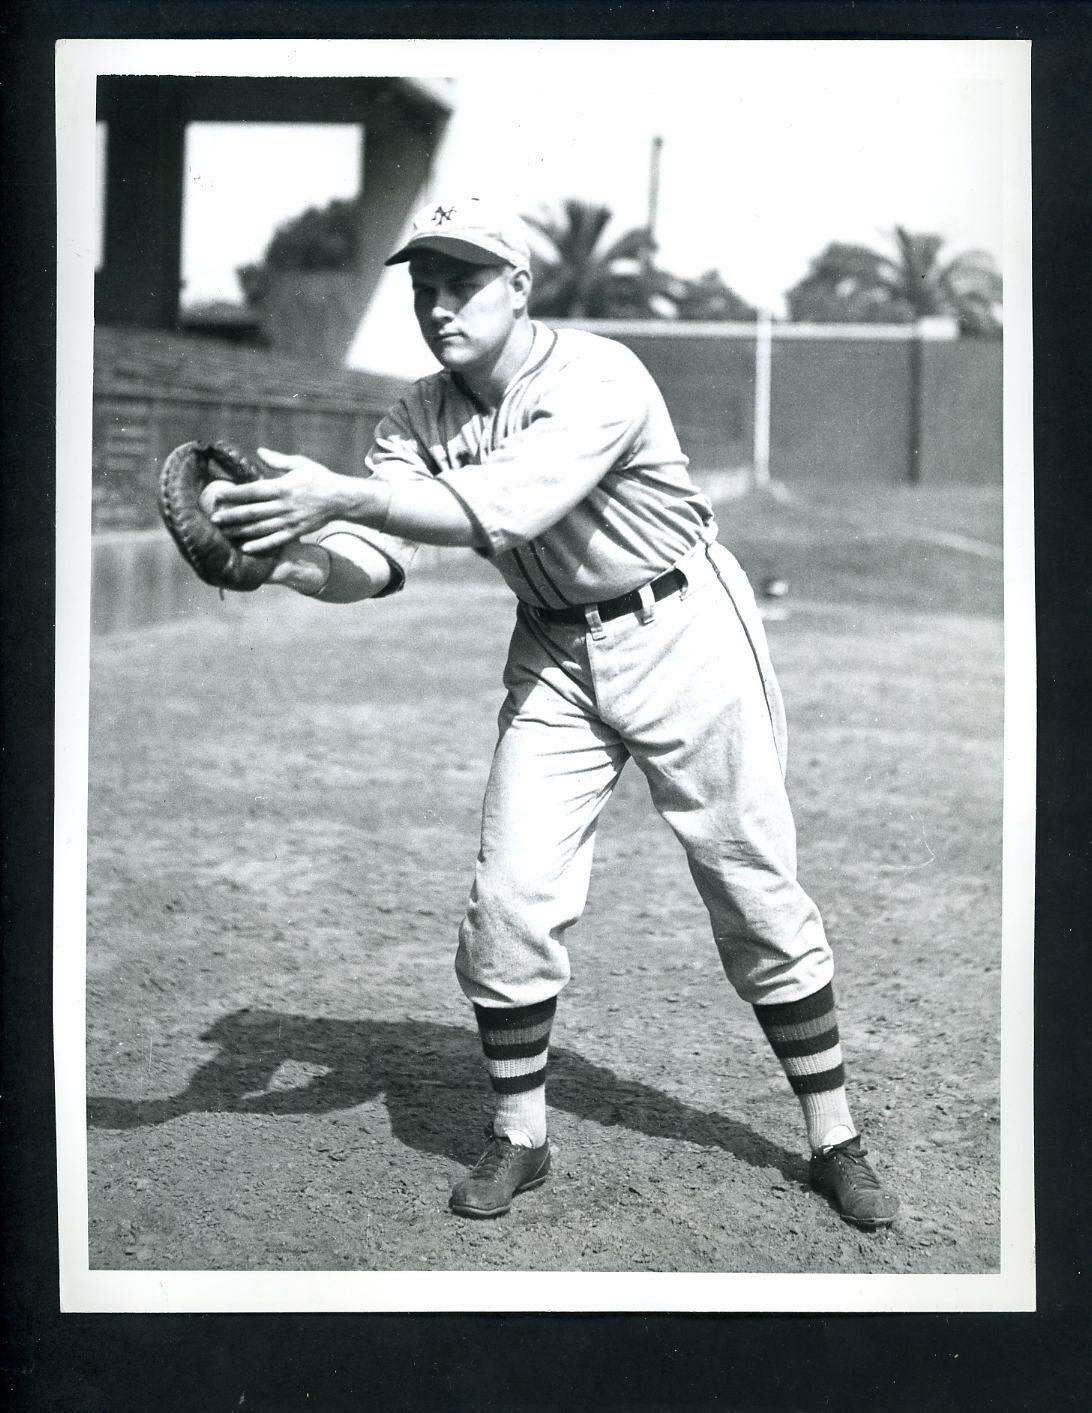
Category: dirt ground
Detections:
[{"x1": 83, "y1": 484, "x2": 1005, "y2": 1276}]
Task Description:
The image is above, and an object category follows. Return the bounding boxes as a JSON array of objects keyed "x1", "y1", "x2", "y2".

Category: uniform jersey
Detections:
[{"x1": 355, "y1": 324, "x2": 718, "y2": 607}]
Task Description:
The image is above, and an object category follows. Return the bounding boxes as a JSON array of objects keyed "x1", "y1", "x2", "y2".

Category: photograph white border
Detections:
[{"x1": 54, "y1": 36, "x2": 1036, "y2": 1314}]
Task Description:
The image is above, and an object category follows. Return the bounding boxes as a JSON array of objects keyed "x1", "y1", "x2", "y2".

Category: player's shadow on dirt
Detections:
[{"x1": 87, "y1": 1007, "x2": 807, "y2": 1182}]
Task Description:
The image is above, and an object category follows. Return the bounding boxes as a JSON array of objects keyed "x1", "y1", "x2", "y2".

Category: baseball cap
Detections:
[{"x1": 385, "y1": 195, "x2": 532, "y2": 269}]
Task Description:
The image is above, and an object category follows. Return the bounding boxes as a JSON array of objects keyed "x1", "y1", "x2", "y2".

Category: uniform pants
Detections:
[{"x1": 455, "y1": 540, "x2": 833, "y2": 1010}]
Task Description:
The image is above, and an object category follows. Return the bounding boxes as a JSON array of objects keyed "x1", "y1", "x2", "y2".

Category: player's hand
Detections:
[
  {"x1": 199, "y1": 478, "x2": 316, "y2": 582},
  {"x1": 197, "y1": 478, "x2": 236, "y2": 522},
  {"x1": 210, "y1": 448, "x2": 351, "y2": 554}
]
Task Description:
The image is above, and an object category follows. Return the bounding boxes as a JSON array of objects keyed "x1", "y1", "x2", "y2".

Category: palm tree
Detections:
[
  {"x1": 523, "y1": 200, "x2": 670, "y2": 319},
  {"x1": 786, "y1": 227, "x2": 1002, "y2": 335},
  {"x1": 673, "y1": 269, "x2": 757, "y2": 322}
]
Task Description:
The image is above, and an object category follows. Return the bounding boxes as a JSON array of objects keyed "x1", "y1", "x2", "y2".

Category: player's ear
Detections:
[{"x1": 509, "y1": 265, "x2": 532, "y2": 312}]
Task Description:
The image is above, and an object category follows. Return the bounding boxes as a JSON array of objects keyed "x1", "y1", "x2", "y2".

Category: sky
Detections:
[
  {"x1": 428, "y1": 45, "x2": 1007, "y2": 313},
  {"x1": 91, "y1": 39, "x2": 1022, "y2": 374}
]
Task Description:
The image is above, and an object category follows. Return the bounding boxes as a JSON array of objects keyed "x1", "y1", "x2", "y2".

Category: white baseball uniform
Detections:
[{"x1": 326, "y1": 323, "x2": 833, "y2": 1010}]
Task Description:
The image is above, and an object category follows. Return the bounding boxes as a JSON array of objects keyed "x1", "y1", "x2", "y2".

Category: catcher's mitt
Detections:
[{"x1": 158, "y1": 441, "x2": 277, "y2": 592}]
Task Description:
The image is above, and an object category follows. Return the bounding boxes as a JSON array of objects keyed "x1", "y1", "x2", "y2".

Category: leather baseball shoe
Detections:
[
  {"x1": 809, "y1": 1135, "x2": 899, "y2": 1229},
  {"x1": 449, "y1": 1132, "x2": 551, "y2": 1219}
]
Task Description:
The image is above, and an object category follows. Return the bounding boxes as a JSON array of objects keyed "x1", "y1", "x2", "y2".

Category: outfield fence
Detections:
[{"x1": 90, "y1": 320, "x2": 1001, "y2": 634}]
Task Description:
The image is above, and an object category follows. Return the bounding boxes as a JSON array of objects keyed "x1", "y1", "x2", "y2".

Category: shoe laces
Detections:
[
  {"x1": 470, "y1": 1132, "x2": 520, "y2": 1178},
  {"x1": 824, "y1": 1139, "x2": 881, "y2": 1189}
]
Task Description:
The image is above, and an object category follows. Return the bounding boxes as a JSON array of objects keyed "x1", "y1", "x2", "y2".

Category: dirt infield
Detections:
[{"x1": 83, "y1": 485, "x2": 1005, "y2": 1276}]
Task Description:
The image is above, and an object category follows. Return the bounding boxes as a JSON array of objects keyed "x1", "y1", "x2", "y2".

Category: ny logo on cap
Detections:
[{"x1": 431, "y1": 204, "x2": 455, "y2": 225}]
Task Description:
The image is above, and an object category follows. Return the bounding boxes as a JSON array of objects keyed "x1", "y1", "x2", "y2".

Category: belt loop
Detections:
[
  {"x1": 637, "y1": 582, "x2": 656, "y2": 624},
  {"x1": 584, "y1": 604, "x2": 606, "y2": 639},
  {"x1": 677, "y1": 566, "x2": 690, "y2": 600}
]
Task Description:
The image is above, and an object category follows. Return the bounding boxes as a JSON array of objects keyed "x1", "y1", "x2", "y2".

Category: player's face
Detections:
[{"x1": 409, "y1": 252, "x2": 527, "y2": 374}]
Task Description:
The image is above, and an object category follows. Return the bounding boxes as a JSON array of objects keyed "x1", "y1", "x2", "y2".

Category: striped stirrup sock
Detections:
[
  {"x1": 753, "y1": 981, "x2": 856, "y2": 1153},
  {"x1": 473, "y1": 997, "x2": 555, "y2": 1148}
]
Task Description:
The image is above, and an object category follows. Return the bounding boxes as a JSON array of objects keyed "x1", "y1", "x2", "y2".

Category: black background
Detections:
[{"x1": 3, "y1": 3, "x2": 1090, "y2": 1409}]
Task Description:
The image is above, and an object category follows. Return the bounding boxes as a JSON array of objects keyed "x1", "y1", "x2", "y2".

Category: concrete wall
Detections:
[
  {"x1": 92, "y1": 532, "x2": 451, "y2": 636},
  {"x1": 920, "y1": 337, "x2": 1004, "y2": 486},
  {"x1": 93, "y1": 531, "x2": 228, "y2": 635},
  {"x1": 771, "y1": 332, "x2": 918, "y2": 484},
  {"x1": 95, "y1": 76, "x2": 451, "y2": 333}
]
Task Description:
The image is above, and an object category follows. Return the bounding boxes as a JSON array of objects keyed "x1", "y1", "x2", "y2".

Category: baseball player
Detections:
[{"x1": 211, "y1": 195, "x2": 898, "y2": 1230}]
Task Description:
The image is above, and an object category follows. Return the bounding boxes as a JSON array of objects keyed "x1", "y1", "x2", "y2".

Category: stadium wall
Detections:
[
  {"x1": 91, "y1": 531, "x2": 451, "y2": 635},
  {"x1": 90, "y1": 321, "x2": 1001, "y2": 634},
  {"x1": 918, "y1": 336, "x2": 1004, "y2": 486}
]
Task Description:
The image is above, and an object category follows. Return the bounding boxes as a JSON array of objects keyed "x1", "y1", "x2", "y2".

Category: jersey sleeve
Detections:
[{"x1": 436, "y1": 348, "x2": 649, "y2": 557}]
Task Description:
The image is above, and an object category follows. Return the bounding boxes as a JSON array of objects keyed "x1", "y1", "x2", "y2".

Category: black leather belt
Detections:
[{"x1": 529, "y1": 568, "x2": 686, "y2": 625}]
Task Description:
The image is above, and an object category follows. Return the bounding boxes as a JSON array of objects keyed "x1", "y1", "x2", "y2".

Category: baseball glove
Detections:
[{"x1": 158, "y1": 440, "x2": 277, "y2": 592}]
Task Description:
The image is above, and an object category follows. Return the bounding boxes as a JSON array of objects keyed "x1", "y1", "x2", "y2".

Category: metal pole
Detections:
[
  {"x1": 646, "y1": 135, "x2": 663, "y2": 272},
  {"x1": 648, "y1": 135, "x2": 663, "y2": 240},
  {"x1": 907, "y1": 322, "x2": 924, "y2": 484},
  {"x1": 753, "y1": 310, "x2": 773, "y2": 487}
]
